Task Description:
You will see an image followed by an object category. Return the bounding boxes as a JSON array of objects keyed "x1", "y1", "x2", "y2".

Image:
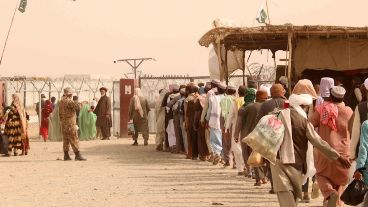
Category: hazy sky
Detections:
[{"x1": 0, "y1": 0, "x2": 367, "y2": 78}]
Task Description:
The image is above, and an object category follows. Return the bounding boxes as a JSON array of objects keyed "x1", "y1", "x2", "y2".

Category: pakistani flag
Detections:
[
  {"x1": 18, "y1": 0, "x2": 27, "y2": 13},
  {"x1": 256, "y1": 0, "x2": 268, "y2": 24}
]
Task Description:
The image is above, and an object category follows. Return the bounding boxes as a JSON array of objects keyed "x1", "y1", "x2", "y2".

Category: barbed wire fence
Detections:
[
  {"x1": 1, "y1": 64, "x2": 276, "y2": 138},
  {"x1": 1, "y1": 75, "x2": 115, "y2": 139}
]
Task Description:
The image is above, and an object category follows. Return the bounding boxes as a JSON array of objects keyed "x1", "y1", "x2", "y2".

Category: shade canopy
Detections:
[{"x1": 199, "y1": 24, "x2": 368, "y2": 79}]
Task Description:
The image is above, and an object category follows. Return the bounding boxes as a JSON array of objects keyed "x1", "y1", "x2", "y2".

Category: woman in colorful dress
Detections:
[
  {"x1": 79, "y1": 103, "x2": 97, "y2": 141},
  {"x1": 40, "y1": 100, "x2": 53, "y2": 142},
  {"x1": 48, "y1": 103, "x2": 62, "y2": 142},
  {"x1": 4, "y1": 93, "x2": 29, "y2": 156}
]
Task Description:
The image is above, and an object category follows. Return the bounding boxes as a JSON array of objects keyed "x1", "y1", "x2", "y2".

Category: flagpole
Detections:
[
  {"x1": 266, "y1": 0, "x2": 271, "y2": 25},
  {"x1": 0, "y1": 0, "x2": 20, "y2": 66}
]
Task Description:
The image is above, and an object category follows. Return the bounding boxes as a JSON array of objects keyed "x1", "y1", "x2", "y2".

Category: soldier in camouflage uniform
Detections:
[{"x1": 59, "y1": 87, "x2": 86, "y2": 161}]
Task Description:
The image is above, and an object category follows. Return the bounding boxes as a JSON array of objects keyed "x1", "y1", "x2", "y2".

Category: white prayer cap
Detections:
[
  {"x1": 218, "y1": 82, "x2": 227, "y2": 90},
  {"x1": 331, "y1": 86, "x2": 346, "y2": 99},
  {"x1": 364, "y1": 78, "x2": 368, "y2": 90}
]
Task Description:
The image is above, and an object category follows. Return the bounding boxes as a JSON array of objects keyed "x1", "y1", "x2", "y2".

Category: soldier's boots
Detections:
[
  {"x1": 64, "y1": 151, "x2": 72, "y2": 161},
  {"x1": 75, "y1": 151, "x2": 87, "y2": 161}
]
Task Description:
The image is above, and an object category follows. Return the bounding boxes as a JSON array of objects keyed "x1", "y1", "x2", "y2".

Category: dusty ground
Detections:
[{"x1": 0, "y1": 137, "x2": 324, "y2": 207}]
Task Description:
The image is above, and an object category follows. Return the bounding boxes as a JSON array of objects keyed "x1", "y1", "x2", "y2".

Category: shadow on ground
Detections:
[{"x1": 83, "y1": 142, "x2": 285, "y2": 207}]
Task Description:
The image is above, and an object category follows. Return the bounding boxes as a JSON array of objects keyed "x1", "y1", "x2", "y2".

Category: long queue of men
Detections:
[{"x1": 128, "y1": 76, "x2": 368, "y2": 207}]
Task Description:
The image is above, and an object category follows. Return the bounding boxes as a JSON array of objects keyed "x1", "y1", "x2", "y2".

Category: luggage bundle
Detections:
[{"x1": 242, "y1": 111, "x2": 285, "y2": 164}]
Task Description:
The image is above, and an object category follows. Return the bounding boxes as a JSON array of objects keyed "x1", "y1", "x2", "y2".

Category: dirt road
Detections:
[{"x1": 0, "y1": 138, "x2": 323, "y2": 207}]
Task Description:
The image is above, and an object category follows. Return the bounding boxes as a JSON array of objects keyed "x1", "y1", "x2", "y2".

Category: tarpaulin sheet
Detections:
[{"x1": 295, "y1": 39, "x2": 368, "y2": 77}]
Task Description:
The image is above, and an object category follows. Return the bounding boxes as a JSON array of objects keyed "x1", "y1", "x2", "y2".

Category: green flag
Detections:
[
  {"x1": 18, "y1": 0, "x2": 27, "y2": 13},
  {"x1": 256, "y1": 0, "x2": 269, "y2": 24},
  {"x1": 256, "y1": 9, "x2": 268, "y2": 24}
]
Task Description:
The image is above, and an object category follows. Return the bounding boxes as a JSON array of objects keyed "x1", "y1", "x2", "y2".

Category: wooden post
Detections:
[
  {"x1": 224, "y1": 48, "x2": 228, "y2": 85},
  {"x1": 242, "y1": 50, "x2": 246, "y2": 86},
  {"x1": 287, "y1": 32, "x2": 293, "y2": 93}
]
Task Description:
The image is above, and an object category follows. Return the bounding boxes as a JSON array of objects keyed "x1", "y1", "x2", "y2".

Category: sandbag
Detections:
[
  {"x1": 242, "y1": 114, "x2": 285, "y2": 164},
  {"x1": 340, "y1": 179, "x2": 368, "y2": 206},
  {"x1": 247, "y1": 151, "x2": 264, "y2": 167}
]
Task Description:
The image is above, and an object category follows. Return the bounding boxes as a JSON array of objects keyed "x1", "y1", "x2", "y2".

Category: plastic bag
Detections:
[
  {"x1": 127, "y1": 121, "x2": 135, "y2": 135},
  {"x1": 340, "y1": 179, "x2": 368, "y2": 206},
  {"x1": 242, "y1": 114, "x2": 285, "y2": 164},
  {"x1": 247, "y1": 151, "x2": 264, "y2": 167}
]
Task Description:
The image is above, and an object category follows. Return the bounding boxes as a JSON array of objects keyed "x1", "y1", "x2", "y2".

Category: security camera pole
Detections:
[{"x1": 113, "y1": 58, "x2": 155, "y2": 79}]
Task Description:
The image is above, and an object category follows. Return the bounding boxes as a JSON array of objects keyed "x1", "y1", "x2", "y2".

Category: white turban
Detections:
[{"x1": 289, "y1": 94, "x2": 313, "y2": 118}]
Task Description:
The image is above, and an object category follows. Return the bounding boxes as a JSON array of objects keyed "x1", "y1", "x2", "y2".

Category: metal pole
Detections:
[
  {"x1": 266, "y1": 0, "x2": 271, "y2": 25},
  {"x1": 112, "y1": 81, "x2": 115, "y2": 138},
  {"x1": 48, "y1": 80, "x2": 52, "y2": 100},
  {"x1": 38, "y1": 92, "x2": 42, "y2": 138},
  {"x1": 23, "y1": 80, "x2": 26, "y2": 108},
  {"x1": 134, "y1": 60, "x2": 137, "y2": 79}
]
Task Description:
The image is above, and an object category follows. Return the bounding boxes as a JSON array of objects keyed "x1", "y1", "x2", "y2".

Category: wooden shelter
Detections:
[{"x1": 199, "y1": 24, "x2": 368, "y2": 86}]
